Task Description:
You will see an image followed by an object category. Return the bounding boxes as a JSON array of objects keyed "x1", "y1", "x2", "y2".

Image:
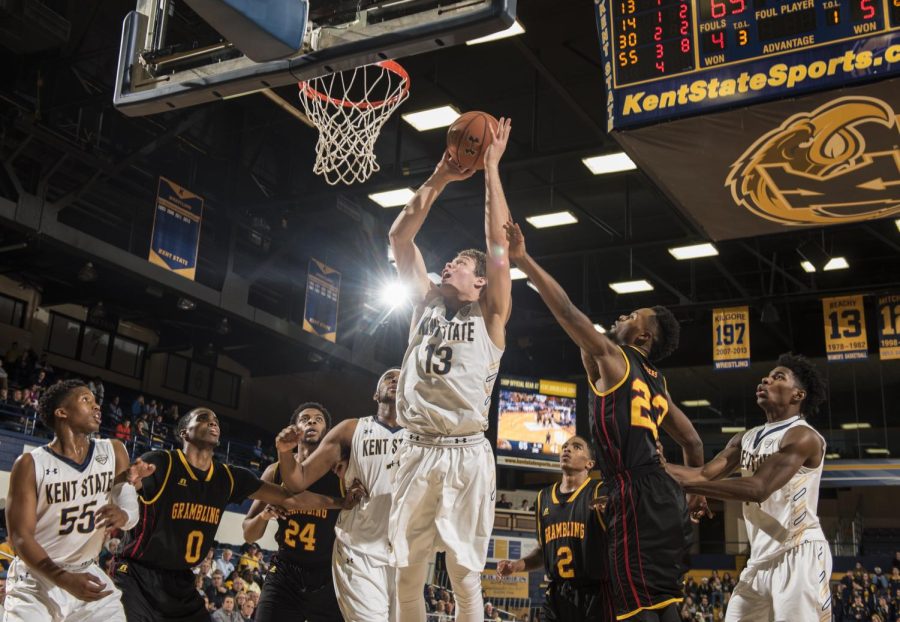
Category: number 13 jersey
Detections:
[
  {"x1": 32, "y1": 439, "x2": 116, "y2": 565},
  {"x1": 398, "y1": 299, "x2": 503, "y2": 437}
]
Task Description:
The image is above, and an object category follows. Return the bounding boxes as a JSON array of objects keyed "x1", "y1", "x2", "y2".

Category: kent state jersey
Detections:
[
  {"x1": 537, "y1": 478, "x2": 608, "y2": 583},
  {"x1": 123, "y1": 449, "x2": 262, "y2": 570}
]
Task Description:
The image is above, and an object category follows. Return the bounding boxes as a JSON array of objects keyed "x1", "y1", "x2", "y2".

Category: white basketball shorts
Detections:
[
  {"x1": 332, "y1": 540, "x2": 397, "y2": 622},
  {"x1": 725, "y1": 540, "x2": 832, "y2": 622},
  {"x1": 388, "y1": 432, "x2": 496, "y2": 572},
  {"x1": 4, "y1": 557, "x2": 125, "y2": 622}
]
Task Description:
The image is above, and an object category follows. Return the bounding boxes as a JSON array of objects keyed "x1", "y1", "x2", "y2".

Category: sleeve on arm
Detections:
[{"x1": 228, "y1": 465, "x2": 265, "y2": 504}]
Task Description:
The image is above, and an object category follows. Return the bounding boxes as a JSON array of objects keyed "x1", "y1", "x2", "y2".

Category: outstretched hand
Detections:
[
  {"x1": 484, "y1": 117, "x2": 512, "y2": 169},
  {"x1": 275, "y1": 425, "x2": 302, "y2": 454},
  {"x1": 434, "y1": 151, "x2": 476, "y2": 184},
  {"x1": 503, "y1": 219, "x2": 527, "y2": 263},
  {"x1": 496, "y1": 559, "x2": 523, "y2": 577},
  {"x1": 126, "y1": 458, "x2": 155, "y2": 489}
]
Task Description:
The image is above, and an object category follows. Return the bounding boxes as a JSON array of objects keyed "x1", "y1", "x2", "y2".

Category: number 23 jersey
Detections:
[
  {"x1": 398, "y1": 298, "x2": 503, "y2": 437},
  {"x1": 123, "y1": 449, "x2": 262, "y2": 570}
]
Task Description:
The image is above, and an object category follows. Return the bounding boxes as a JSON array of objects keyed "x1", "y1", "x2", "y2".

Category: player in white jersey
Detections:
[
  {"x1": 388, "y1": 119, "x2": 513, "y2": 622},
  {"x1": 4, "y1": 379, "x2": 139, "y2": 622},
  {"x1": 275, "y1": 369, "x2": 403, "y2": 621},
  {"x1": 665, "y1": 353, "x2": 831, "y2": 622}
]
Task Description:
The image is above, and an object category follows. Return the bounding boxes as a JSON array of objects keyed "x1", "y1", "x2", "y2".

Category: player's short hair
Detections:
[
  {"x1": 175, "y1": 412, "x2": 193, "y2": 439},
  {"x1": 37, "y1": 379, "x2": 87, "y2": 429},
  {"x1": 568, "y1": 435, "x2": 596, "y2": 461},
  {"x1": 456, "y1": 249, "x2": 486, "y2": 278},
  {"x1": 776, "y1": 352, "x2": 826, "y2": 418},
  {"x1": 290, "y1": 401, "x2": 332, "y2": 429},
  {"x1": 649, "y1": 306, "x2": 680, "y2": 362}
]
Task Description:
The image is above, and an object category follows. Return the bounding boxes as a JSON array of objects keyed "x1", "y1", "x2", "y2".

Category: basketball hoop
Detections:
[{"x1": 298, "y1": 60, "x2": 410, "y2": 185}]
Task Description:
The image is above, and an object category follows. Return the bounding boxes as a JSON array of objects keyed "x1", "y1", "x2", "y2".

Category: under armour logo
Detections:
[
  {"x1": 45, "y1": 468, "x2": 58, "y2": 475},
  {"x1": 386, "y1": 460, "x2": 399, "y2": 469}
]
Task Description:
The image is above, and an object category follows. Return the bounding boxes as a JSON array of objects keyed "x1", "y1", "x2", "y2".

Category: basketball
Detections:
[{"x1": 446, "y1": 111, "x2": 499, "y2": 170}]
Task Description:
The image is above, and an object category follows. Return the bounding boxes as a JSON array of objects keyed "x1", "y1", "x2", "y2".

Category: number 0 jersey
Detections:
[
  {"x1": 398, "y1": 298, "x2": 503, "y2": 436},
  {"x1": 272, "y1": 468, "x2": 341, "y2": 567},
  {"x1": 589, "y1": 346, "x2": 670, "y2": 476},
  {"x1": 124, "y1": 449, "x2": 261, "y2": 570},
  {"x1": 31, "y1": 439, "x2": 117, "y2": 565},
  {"x1": 537, "y1": 478, "x2": 608, "y2": 584}
]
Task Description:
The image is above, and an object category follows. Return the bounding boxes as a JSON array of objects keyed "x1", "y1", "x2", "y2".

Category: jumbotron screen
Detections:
[{"x1": 495, "y1": 376, "x2": 577, "y2": 472}]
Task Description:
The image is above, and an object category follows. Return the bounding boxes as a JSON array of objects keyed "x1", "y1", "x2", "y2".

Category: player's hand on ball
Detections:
[
  {"x1": 58, "y1": 571, "x2": 112, "y2": 601},
  {"x1": 275, "y1": 426, "x2": 302, "y2": 453},
  {"x1": 483, "y1": 117, "x2": 511, "y2": 169},
  {"x1": 261, "y1": 504, "x2": 287, "y2": 520},
  {"x1": 126, "y1": 458, "x2": 155, "y2": 488},
  {"x1": 504, "y1": 219, "x2": 527, "y2": 262},
  {"x1": 95, "y1": 503, "x2": 128, "y2": 531},
  {"x1": 434, "y1": 151, "x2": 476, "y2": 183}
]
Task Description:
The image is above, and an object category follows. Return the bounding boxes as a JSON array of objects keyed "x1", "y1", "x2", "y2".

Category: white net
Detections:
[{"x1": 298, "y1": 60, "x2": 410, "y2": 185}]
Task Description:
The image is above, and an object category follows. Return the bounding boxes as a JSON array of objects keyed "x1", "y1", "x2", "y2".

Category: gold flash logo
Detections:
[
  {"x1": 726, "y1": 96, "x2": 900, "y2": 226},
  {"x1": 178, "y1": 478, "x2": 188, "y2": 487}
]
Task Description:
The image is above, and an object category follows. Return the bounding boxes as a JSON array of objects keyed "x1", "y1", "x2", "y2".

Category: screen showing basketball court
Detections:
[{"x1": 496, "y1": 376, "x2": 577, "y2": 472}]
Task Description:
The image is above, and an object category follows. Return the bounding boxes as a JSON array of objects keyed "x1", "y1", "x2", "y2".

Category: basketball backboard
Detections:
[{"x1": 114, "y1": 0, "x2": 517, "y2": 117}]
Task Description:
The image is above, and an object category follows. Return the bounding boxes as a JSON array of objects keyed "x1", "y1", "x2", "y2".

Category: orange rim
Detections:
[{"x1": 298, "y1": 60, "x2": 410, "y2": 110}]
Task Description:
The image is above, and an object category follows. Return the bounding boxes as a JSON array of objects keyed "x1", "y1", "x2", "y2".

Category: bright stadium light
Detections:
[
  {"x1": 681, "y1": 399, "x2": 711, "y2": 407},
  {"x1": 510, "y1": 268, "x2": 528, "y2": 280},
  {"x1": 582, "y1": 152, "x2": 637, "y2": 175},
  {"x1": 466, "y1": 20, "x2": 525, "y2": 45},
  {"x1": 609, "y1": 279, "x2": 653, "y2": 294},
  {"x1": 668, "y1": 243, "x2": 718, "y2": 260},
  {"x1": 800, "y1": 261, "x2": 816, "y2": 273},
  {"x1": 721, "y1": 426, "x2": 746, "y2": 433},
  {"x1": 840, "y1": 422, "x2": 872, "y2": 430},
  {"x1": 380, "y1": 280, "x2": 409, "y2": 309},
  {"x1": 823, "y1": 257, "x2": 849, "y2": 271},
  {"x1": 866, "y1": 448, "x2": 890, "y2": 455},
  {"x1": 401, "y1": 105, "x2": 460, "y2": 131},
  {"x1": 526, "y1": 211, "x2": 578, "y2": 229},
  {"x1": 369, "y1": 188, "x2": 415, "y2": 208},
  {"x1": 593, "y1": 323, "x2": 607, "y2": 333}
]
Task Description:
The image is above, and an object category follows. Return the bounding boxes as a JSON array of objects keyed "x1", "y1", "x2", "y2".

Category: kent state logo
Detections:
[{"x1": 726, "y1": 96, "x2": 900, "y2": 226}]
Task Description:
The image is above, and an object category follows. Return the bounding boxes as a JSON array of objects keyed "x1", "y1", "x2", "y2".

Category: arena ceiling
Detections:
[{"x1": 1, "y1": 0, "x2": 898, "y2": 450}]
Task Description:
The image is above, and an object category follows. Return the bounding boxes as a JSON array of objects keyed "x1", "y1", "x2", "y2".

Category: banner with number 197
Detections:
[
  {"x1": 712, "y1": 306, "x2": 750, "y2": 370},
  {"x1": 822, "y1": 295, "x2": 868, "y2": 362}
]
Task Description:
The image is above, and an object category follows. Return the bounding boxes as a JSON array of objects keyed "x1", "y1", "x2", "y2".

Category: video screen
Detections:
[{"x1": 496, "y1": 376, "x2": 577, "y2": 470}]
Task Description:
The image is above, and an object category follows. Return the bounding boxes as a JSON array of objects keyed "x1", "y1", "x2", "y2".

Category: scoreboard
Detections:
[{"x1": 596, "y1": 0, "x2": 900, "y2": 128}]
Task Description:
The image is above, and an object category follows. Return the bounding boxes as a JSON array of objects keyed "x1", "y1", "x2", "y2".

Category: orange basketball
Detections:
[{"x1": 446, "y1": 111, "x2": 499, "y2": 170}]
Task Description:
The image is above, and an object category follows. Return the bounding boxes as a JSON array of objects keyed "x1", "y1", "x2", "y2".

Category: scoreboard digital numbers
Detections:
[{"x1": 596, "y1": 0, "x2": 900, "y2": 128}]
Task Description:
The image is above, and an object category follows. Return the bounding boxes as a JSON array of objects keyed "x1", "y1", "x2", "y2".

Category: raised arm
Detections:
[
  {"x1": 506, "y1": 220, "x2": 626, "y2": 390},
  {"x1": 249, "y1": 479, "x2": 351, "y2": 511},
  {"x1": 276, "y1": 419, "x2": 356, "y2": 493},
  {"x1": 682, "y1": 427, "x2": 822, "y2": 503},
  {"x1": 481, "y1": 118, "x2": 514, "y2": 345},
  {"x1": 389, "y1": 155, "x2": 475, "y2": 305},
  {"x1": 661, "y1": 399, "x2": 704, "y2": 468},
  {"x1": 6, "y1": 454, "x2": 112, "y2": 601}
]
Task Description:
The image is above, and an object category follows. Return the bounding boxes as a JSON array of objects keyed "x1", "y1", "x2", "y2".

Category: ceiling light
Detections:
[
  {"x1": 369, "y1": 188, "x2": 415, "y2": 208},
  {"x1": 401, "y1": 105, "x2": 460, "y2": 131},
  {"x1": 593, "y1": 323, "x2": 606, "y2": 333},
  {"x1": 609, "y1": 279, "x2": 653, "y2": 294},
  {"x1": 466, "y1": 20, "x2": 525, "y2": 45},
  {"x1": 526, "y1": 211, "x2": 578, "y2": 229},
  {"x1": 800, "y1": 261, "x2": 816, "y2": 273},
  {"x1": 681, "y1": 399, "x2": 711, "y2": 407},
  {"x1": 526, "y1": 281, "x2": 539, "y2": 293},
  {"x1": 825, "y1": 452, "x2": 841, "y2": 459},
  {"x1": 582, "y1": 152, "x2": 637, "y2": 175},
  {"x1": 840, "y1": 422, "x2": 872, "y2": 430},
  {"x1": 866, "y1": 448, "x2": 890, "y2": 455},
  {"x1": 668, "y1": 243, "x2": 718, "y2": 260},
  {"x1": 895, "y1": 218, "x2": 900, "y2": 232},
  {"x1": 380, "y1": 281, "x2": 409, "y2": 309},
  {"x1": 721, "y1": 426, "x2": 746, "y2": 433},
  {"x1": 823, "y1": 257, "x2": 849, "y2": 271},
  {"x1": 510, "y1": 268, "x2": 528, "y2": 280}
]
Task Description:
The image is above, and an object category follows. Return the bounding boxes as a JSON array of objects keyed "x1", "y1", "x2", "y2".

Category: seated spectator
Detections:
[
  {"x1": 106, "y1": 396, "x2": 124, "y2": 423},
  {"x1": 680, "y1": 596, "x2": 697, "y2": 621},
  {"x1": 484, "y1": 602, "x2": 500, "y2": 621},
  {"x1": 114, "y1": 419, "x2": 133, "y2": 443},
  {"x1": 131, "y1": 394, "x2": 145, "y2": 418},
  {"x1": 234, "y1": 591, "x2": 249, "y2": 612},
  {"x1": 152, "y1": 414, "x2": 168, "y2": 438},
  {"x1": 240, "y1": 569, "x2": 261, "y2": 595},
  {"x1": 518, "y1": 499, "x2": 530, "y2": 512},
  {"x1": 434, "y1": 600, "x2": 451, "y2": 621},
  {"x1": 216, "y1": 549, "x2": 236, "y2": 577},
  {"x1": 424, "y1": 585, "x2": 438, "y2": 613},
  {"x1": 496, "y1": 493, "x2": 512, "y2": 509},
  {"x1": 238, "y1": 597, "x2": 255, "y2": 621},
  {"x1": 31, "y1": 369, "x2": 49, "y2": 389},
  {"x1": 697, "y1": 595, "x2": 713, "y2": 621},
  {"x1": 849, "y1": 593, "x2": 869, "y2": 619},
  {"x1": 253, "y1": 439, "x2": 265, "y2": 460},
  {"x1": 206, "y1": 570, "x2": 229, "y2": 609},
  {"x1": 211, "y1": 595, "x2": 242, "y2": 622},
  {"x1": 230, "y1": 576, "x2": 247, "y2": 596},
  {"x1": 889, "y1": 567, "x2": 900, "y2": 594},
  {"x1": 146, "y1": 399, "x2": 159, "y2": 418},
  {"x1": 893, "y1": 552, "x2": 900, "y2": 572},
  {"x1": 873, "y1": 567, "x2": 889, "y2": 592},
  {"x1": 135, "y1": 415, "x2": 150, "y2": 437},
  {"x1": 238, "y1": 544, "x2": 260, "y2": 572}
]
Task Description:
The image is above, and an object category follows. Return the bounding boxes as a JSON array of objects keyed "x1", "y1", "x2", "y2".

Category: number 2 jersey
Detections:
[
  {"x1": 272, "y1": 468, "x2": 341, "y2": 567},
  {"x1": 31, "y1": 439, "x2": 117, "y2": 566},
  {"x1": 398, "y1": 298, "x2": 503, "y2": 436},
  {"x1": 123, "y1": 449, "x2": 262, "y2": 570},
  {"x1": 536, "y1": 478, "x2": 608, "y2": 584}
]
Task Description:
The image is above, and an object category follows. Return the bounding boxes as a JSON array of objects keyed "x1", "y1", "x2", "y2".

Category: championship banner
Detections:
[
  {"x1": 480, "y1": 571, "x2": 530, "y2": 600},
  {"x1": 822, "y1": 295, "x2": 868, "y2": 362},
  {"x1": 712, "y1": 306, "x2": 750, "y2": 370},
  {"x1": 148, "y1": 177, "x2": 204, "y2": 280},
  {"x1": 302, "y1": 258, "x2": 341, "y2": 343},
  {"x1": 877, "y1": 294, "x2": 900, "y2": 361}
]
